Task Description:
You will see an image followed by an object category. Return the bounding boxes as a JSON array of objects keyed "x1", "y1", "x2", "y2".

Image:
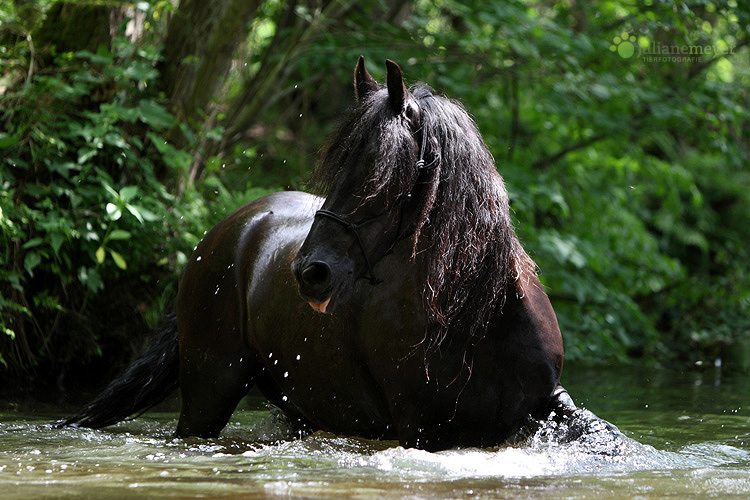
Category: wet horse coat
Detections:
[{"x1": 63, "y1": 58, "x2": 566, "y2": 452}]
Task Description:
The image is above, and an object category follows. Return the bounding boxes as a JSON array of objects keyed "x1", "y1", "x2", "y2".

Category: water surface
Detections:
[{"x1": 2, "y1": 364, "x2": 748, "y2": 499}]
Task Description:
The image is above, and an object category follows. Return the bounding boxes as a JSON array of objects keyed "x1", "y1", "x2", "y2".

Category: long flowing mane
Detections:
[{"x1": 312, "y1": 83, "x2": 537, "y2": 358}]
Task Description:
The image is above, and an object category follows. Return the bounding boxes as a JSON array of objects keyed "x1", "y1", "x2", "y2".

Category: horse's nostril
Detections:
[{"x1": 300, "y1": 262, "x2": 331, "y2": 288}]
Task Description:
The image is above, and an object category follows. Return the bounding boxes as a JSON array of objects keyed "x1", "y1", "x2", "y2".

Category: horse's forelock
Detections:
[{"x1": 311, "y1": 89, "x2": 417, "y2": 206}]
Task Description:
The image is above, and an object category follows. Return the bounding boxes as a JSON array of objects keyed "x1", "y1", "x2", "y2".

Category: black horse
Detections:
[{"x1": 62, "y1": 57, "x2": 592, "y2": 451}]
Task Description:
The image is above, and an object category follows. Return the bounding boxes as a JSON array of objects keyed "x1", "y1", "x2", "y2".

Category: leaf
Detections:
[
  {"x1": 133, "y1": 206, "x2": 159, "y2": 222},
  {"x1": 147, "y1": 132, "x2": 193, "y2": 169},
  {"x1": 50, "y1": 232, "x2": 65, "y2": 255},
  {"x1": 108, "y1": 229, "x2": 131, "y2": 241},
  {"x1": 78, "y1": 148, "x2": 98, "y2": 164},
  {"x1": 138, "y1": 100, "x2": 175, "y2": 129},
  {"x1": 109, "y1": 250, "x2": 127, "y2": 270},
  {"x1": 122, "y1": 61, "x2": 159, "y2": 82},
  {"x1": 95, "y1": 246, "x2": 106, "y2": 264},
  {"x1": 125, "y1": 203, "x2": 145, "y2": 224},
  {"x1": 24, "y1": 251, "x2": 41, "y2": 277},
  {"x1": 104, "y1": 133, "x2": 129, "y2": 149},
  {"x1": 119, "y1": 186, "x2": 139, "y2": 202},
  {"x1": 0, "y1": 132, "x2": 20, "y2": 149},
  {"x1": 78, "y1": 266, "x2": 103, "y2": 293},
  {"x1": 22, "y1": 237, "x2": 44, "y2": 249},
  {"x1": 106, "y1": 203, "x2": 122, "y2": 221},
  {"x1": 94, "y1": 45, "x2": 114, "y2": 65},
  {"x1": 103, "y1": 184, "x2": 120, "y2": 199}
]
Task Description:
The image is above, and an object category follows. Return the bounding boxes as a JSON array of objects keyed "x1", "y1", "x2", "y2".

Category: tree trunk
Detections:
[
  {"x1": 160, "y1": 0, "x2": 263, "y2": 127},
  {"x1": 217, "y1": 0, "x2": 352, "y2": 154},
  {"x1": 32, "y1": 1, "x2": 112, "y2": 66}
]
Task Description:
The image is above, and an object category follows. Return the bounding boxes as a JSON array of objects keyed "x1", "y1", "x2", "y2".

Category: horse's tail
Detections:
[{"x1": 58, "y1": 312, "x2": 180, "y2": 429}]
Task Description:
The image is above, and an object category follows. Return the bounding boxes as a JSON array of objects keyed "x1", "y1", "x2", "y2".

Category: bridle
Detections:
[
  {"x1": 314, "y1": 209, "x2": 386, "y2": 284},
  {"x1": 314, "y1": 105, "x2": 437, "y2": 285}
]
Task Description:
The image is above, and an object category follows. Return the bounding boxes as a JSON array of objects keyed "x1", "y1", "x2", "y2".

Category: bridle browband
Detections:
[{"x1": 314, "y1": 103, "x2": 436, "y2": 285}]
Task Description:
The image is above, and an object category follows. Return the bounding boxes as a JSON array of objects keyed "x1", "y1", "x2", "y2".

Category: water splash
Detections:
[{"x1": 2, "y1": 407, "x2": 750, "y2": 500}]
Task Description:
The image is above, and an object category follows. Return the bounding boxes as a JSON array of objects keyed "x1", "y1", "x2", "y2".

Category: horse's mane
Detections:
[{"x1": 312, "y1": 84, "x2": 537, "y2": 357}]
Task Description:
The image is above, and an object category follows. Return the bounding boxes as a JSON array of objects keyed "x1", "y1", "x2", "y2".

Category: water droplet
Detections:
[
  {"x1": 196, "y1": 256, "x2": 202, "y2": 261},
  {"x1": 296, "y1": 355, "x2": 301, "y2": 361},
  {"x1": 268, "y1": 352, "x2": 273, "y2": 358},
  {"x1": 282, "y1": 395, "x2": 288, "y2": 402},
  {"x1": 283, "y1": 371, "x2": 289, "y2": 378}
]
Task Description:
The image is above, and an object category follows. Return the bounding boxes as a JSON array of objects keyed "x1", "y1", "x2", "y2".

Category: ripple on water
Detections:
[{"x1": 2, "y1": 403, "x2": 750, "y2": 499}]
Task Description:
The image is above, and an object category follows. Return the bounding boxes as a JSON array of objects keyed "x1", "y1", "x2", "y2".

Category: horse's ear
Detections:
[
  {"x1": 354, "y1": 56, "x2": 378, "y2": 102},
  {"x1": 386, "y1": 59, "x2": 408, "y2": 113}
]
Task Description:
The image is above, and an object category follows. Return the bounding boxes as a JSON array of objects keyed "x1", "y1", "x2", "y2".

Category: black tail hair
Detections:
[{"x1": 58, "y1": 312, "x2": 180, "y2": 429}]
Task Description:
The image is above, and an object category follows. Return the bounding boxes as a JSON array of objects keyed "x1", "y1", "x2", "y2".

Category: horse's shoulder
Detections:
[
  {"x1": 252, "y1": 191, "x2": 323, "y2": 210},
  {"x1": 227, "y1": 191, "x2": 322, "y2": 220},
  {"x1": 205, "y1": 191, "x2": 321, "y2": 240}
]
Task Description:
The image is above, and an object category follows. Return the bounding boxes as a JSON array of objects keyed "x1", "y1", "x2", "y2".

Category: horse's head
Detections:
[{"x1": 292, "y1": 57, "x2": 433, "y2": 313}]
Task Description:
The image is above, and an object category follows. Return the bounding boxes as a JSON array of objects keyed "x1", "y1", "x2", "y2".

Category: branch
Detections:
[
  {"x1": 688, "y1": 38, "x2": 749, "y2": 81},
  {"x1": 25, "y1": 32, "x2": 36, "y2": 83},
  {"x1": 220, "y1": 0, "x2": 355, "y2": 143},
  {"x1": 531, "y1": 132, "x2": 609, "y2": 170}
]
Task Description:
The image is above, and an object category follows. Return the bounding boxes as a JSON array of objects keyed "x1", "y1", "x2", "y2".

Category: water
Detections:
[{"x1": 2, "y1": 364, "x2": 749, "y2": 499}]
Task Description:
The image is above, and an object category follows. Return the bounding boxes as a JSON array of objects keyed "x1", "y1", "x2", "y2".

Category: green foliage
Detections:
[
  {"x1": 386, "y1": 0, "x2": 750, "y2": 366},
  {"x1": 2, "y1": 0, "x2": 749, "y2": 388},
  {"x1": 1, "y1": 35, "x2": 172, "y2": 374}
]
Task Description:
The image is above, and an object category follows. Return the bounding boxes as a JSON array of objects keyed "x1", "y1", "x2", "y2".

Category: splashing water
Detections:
[{"x1": 2, "y1": 366, "x2": 749, "y2": 499}]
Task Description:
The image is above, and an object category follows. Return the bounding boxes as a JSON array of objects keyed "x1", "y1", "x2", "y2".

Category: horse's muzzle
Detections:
[
  {"x1": 299, "y1": 261, "x2": 331, "y2": 289},
  {"x1": 292, "y1": 259, "x2": 334, "y2": 313}
]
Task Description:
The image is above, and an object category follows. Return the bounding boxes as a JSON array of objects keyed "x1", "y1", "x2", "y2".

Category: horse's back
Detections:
[
  {"x1": 175, "y1": 191, "x2": 321, "y2": 436},
  {"x1": 177, "y1": 190, "x2": 321, "y2": 343}
]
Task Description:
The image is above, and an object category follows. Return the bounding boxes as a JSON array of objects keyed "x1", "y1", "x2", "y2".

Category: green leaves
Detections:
[
  {"x1": 138, "y1": 100, "x2": 175, "y2": 129},
  {"x1": 2, "y1": 0, "x2": 748, "y2": 382},
  {"x1": 95, "y1": 245, "x2": 127, "y2": 270},
  {"x1": 103, "y1": 184, "x2": 158, "y2": 224},
  {"x1": 95, "y1": 186, "x2": 146, "y2": 272},
  {"x1": 395, "y1": 0, "x2": 749, "y2": 364},
  {"x1": 0, "y1": 23, "x2": 188, "y2": 374}
]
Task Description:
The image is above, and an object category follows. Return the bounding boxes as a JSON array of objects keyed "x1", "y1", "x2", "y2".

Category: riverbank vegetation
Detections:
[{"x1": 1, "y1": 0, "x2": 748, "y2": 393}]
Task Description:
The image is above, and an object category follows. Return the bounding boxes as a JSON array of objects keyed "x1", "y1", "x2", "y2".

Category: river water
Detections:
[{"x1": 1, "y1": 364, "x2": 749, "y2": 499}]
